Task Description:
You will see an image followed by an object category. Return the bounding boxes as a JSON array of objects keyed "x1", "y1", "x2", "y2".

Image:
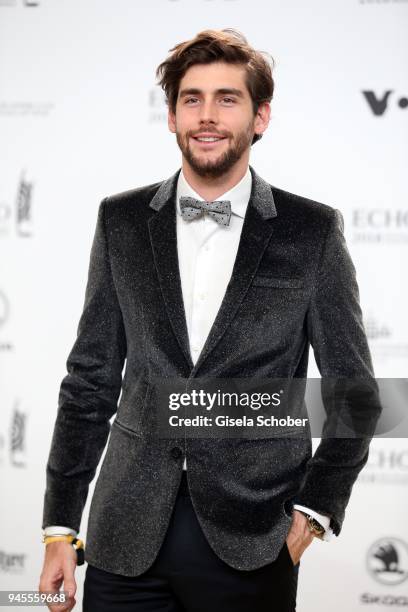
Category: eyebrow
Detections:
[{"x1": 179, "y1": 87, "x2": 245, "y2": 99}]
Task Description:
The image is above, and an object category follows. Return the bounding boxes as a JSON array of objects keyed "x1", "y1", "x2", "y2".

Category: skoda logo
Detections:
[{"x1": 367, "y1": 538, "x2": 408, "y2": 585}]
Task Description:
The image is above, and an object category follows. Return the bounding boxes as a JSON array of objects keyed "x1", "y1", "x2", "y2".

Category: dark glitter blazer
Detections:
[{"x1": 42, "y1": 165, "x2": 380, "y2": 576}]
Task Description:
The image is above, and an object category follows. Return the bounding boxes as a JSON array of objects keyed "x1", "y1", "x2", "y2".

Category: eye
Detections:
[
  {"x1": 221, "y1": 97, "x2": 236, "y2": 104},
  {"x1": 185, "y1": 97, "x2": 198, "y2": 104}
]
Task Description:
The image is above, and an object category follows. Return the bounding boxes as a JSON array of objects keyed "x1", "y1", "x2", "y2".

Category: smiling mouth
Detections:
[{"x1": 191, "y1": 136, "x2": 227, "y2": 146}]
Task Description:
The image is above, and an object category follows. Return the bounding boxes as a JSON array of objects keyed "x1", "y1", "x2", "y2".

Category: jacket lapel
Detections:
[
  {"x1": 148, "y1": 165, "x2": 278, "y2": 375},
  {"x1": 148, "y1": 168, "x2": 194, "y2": 370}
]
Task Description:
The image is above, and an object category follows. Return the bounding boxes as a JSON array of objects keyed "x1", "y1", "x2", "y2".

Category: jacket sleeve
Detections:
[
  {"x1": 294, "y1": 208, "x2": 382, "y2": 536},
  {"x1": 42, "y1": 198, "x2": 127, "y2": 532}
]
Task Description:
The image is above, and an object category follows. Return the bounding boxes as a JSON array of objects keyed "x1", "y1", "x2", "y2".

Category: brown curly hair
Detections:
[{"x1": 155, "y1": 29, "x2": 275, "y2": 145}]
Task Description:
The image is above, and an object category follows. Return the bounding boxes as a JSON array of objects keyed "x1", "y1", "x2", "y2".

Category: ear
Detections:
[
  {"x1": 168, "y1": 108, "x2": 176, "y2": 134},
  {"x1": 254, "y1": 102, "x2": 271, "y2": 139}
]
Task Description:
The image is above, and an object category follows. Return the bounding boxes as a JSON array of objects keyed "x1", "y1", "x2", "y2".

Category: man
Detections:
[{"x1": 39, "y1": 29, "x2": 380, "y2": 612}]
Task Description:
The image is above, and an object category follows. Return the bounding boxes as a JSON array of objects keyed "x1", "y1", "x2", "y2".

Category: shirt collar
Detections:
[{"x1": 176, "y1": 166, "x2": 252, "y2": 220}]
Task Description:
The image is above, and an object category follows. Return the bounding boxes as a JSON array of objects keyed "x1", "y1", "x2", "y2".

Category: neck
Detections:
[{"x1": 181, "y1": 154, "x2": 249, "y2": 201}]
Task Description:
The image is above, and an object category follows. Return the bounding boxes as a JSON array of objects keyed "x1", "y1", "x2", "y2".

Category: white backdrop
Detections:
[{"x1": 1, "y1": 0, "x2": 407, "y2": 610}]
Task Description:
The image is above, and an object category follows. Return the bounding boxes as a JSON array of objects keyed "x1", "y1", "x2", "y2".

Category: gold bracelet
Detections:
[
  {"x1": 43, "y1": 535, "x2": 75, "y2": 545},
  {"x1": 43, "y1": 536, "x2": 85, "y2": 566}
]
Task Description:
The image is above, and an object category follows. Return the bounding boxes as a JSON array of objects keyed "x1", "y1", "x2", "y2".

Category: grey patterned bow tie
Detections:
[{"x1": 179, "y1": 196, "x2": 232, "y2": 227}]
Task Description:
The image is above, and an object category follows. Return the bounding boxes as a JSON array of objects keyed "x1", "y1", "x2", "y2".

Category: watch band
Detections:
[
  {"x1": 43, "y1": 535, "x2": 85, "y2": 565},
  {"x1": 300, "y1": 512, "x2": 326, "y2": 539},
  {"x1": 72, "y1": 538, "x2": 85, "y2": 566}
]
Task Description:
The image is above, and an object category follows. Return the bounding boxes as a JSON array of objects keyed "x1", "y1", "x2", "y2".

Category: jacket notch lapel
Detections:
[{"x1": 148, "y1": 170, "x2": 194, "y2": 371}]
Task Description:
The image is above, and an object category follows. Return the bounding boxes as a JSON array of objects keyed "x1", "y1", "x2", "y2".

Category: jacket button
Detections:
[{"x1": 171, "y1": 447, "x2": 183, "y2": 460}]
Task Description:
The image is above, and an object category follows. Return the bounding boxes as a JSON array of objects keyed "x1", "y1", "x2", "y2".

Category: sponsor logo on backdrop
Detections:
[
  {"x1": 367, "y1": 538, "x2": 408, "y2": 585},
  {"x1": 0, "y1": 551, "x2": 26, "y2": 573},
  {"x1": 16, "y1": 171, "x2": 34, "y2": 236},
  {"x1": 364, "y1": 315, "x2": 392, "y2": 341},
  {"x1": 0, "y1": 434, "x2": 4, "y2": 466},
  {"x1": 0, "y1": 101, "x2": 54, "y2": 117},
  {"x1": 359, "y1": 447, "x2": 408, "y2": 484},
  {"x1": 364, "y1": 314, "x2": 408, "y2": 363},
  {"x1": 0, "y1": 171, "x2": 34, "y2": 237},
  {"x1": 0, "y1": 0, "x2": 39, "y2": 6},
  {"x1": 0, "y1": 406, "x2": 27, "y2": 467},
  {"x1": 351, "y1": 209, "x2": 408, "y2": 244},
  {"x1": 361, "y1": 592, "x2": 408, "y2": 606},
  {"x1": 10, "y1": 406, "x2": 27, "y2": 467},
  {"x1": 360, "y1": 538, "x2": 408, "y2": 607},
  {"x1": 0, "y1": 290, "x2": 13, "y2": 352},
  {"x1": 0, "y1": 290, "x2": 9, "y2": 327},
  {"x1": 362, "y1": 90, "x2": 408, "y2": 116},
  {"x1": 148, "y1": 88, "x2": 168, "y2": 123}
]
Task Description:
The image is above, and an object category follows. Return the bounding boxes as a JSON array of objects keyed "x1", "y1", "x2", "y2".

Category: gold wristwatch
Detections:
[{"x1": 300, "y1": 513, "x2": 326, "y2": 539}]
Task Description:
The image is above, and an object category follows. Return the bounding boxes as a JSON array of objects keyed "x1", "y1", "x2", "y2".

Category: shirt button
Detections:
[
  {"x1": 204, "y1": 244, "x2": 210, "y2": 251},
  {"x1": 171, "y1": 447, "x2": 183, "y2": 460}
]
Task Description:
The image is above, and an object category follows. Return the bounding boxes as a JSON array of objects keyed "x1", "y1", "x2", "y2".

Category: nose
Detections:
[{"x1": 198, "y1": 99, "x2": 219, "y2": 125}]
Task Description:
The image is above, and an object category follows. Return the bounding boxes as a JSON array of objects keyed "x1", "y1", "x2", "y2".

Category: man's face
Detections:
[{"x1": 168, "y1": 61, "x2": 268, "y2": 179}]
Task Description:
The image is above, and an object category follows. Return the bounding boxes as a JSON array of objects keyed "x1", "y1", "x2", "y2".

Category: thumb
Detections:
[{"x1": 63, "y1": 573, "x2": 77, "y2": 599}]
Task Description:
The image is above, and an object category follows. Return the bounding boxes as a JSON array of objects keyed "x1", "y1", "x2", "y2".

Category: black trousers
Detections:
[{"x1": 83, "y1": 472, "x2": 300, "y2": 612}]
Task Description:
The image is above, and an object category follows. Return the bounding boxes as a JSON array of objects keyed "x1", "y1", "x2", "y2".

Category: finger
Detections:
[
  {"x1": 40, "y1": 577, "x2": 75, "y2": 611},
  {"x1": 48, "y1": 595, "x2": 76, "y2": 612},
  {"x1": 64, "y1": 576, "x2": 77, "y2": 599}
]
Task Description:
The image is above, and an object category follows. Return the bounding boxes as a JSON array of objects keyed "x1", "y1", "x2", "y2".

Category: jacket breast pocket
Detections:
[{"x1": 251, "y1": 276, "x2": 305, "y2": 289}]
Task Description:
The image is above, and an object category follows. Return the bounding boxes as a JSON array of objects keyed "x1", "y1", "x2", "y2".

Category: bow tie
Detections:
[{"x1": 179, "y1": 196, "x2": 232, "y2": 227}]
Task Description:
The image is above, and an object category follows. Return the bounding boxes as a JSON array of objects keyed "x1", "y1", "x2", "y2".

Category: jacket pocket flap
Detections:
[{"x1": 252, "y1": 276, "x2": 304, "y2": 288}]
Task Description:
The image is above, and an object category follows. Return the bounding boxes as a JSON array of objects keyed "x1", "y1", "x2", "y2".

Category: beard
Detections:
[{"x1": 175, "y1": 121, "x2": 255, "y2": 179}]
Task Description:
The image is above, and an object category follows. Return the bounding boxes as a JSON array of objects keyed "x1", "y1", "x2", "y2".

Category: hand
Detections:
[
  {"x1": 285, "y1": 510, "x2": 315, "y2": 565},
  {"x1": 39, "y1": 541, "x2": 77, "y2": 612}
]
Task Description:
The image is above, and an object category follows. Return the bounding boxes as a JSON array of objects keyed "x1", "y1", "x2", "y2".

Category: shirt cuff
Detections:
[
  {"x1": 293, "y1": 504, "x2": 334, "y2": 542},
  {"x1": 43, "y1": 525, "x2": 78, "y2": 538}
]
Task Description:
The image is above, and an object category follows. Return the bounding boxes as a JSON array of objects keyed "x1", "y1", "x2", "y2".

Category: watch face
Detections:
[{"x1": 309, "y1": 517, "x2": 324, "y2": 533}]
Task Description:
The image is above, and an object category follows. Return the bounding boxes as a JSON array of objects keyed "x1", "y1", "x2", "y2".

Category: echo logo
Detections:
[
  {"x1": 362, "y1": 90, "x2": 408, "y2": 116},
  {"x1": 352, "y1": 209, "x2": 408, "y2": 229},
  {"x1": 367, "y1": 450, "x2": 408, "y2": 471}
]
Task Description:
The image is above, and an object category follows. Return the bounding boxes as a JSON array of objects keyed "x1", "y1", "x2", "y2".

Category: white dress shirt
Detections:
[{"x1": 44, "y1": 166, "x2": 333, "y2": 541}]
